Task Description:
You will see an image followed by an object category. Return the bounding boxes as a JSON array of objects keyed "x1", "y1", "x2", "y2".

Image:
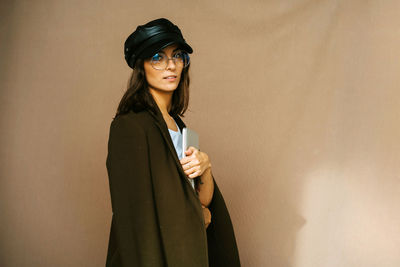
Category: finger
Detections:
[
  {"x1": 188, "y1": 146, "x2": 197, "y2": 152},
  {"x1": 185, "y1": 166, "x2": 200, "y2": 177},
  {"x1": 188, "y1": 169, "x2": 201, "y2": 178},
  {"x1": 185, "y1": 146, "x2": 198, "y2": 156},
  {"x1": 184, "y1": 166, "x2": 198, "y2": 176},
  {"x1": 182, "y1": 158, "x2": 201, "y2": 170},
  {"x1": 182, "y1": 161, "x2": 195, "y2": 171},
  {"x1": 184, "y1": 147, "x2": 195, "y2": 156},
  {"x1": 181, "y1": 161, "x2": 189, "y2": 170},
  {"x1": 193, "y1": 149, "x2": 200, "y2": 156},
  {"x1": 180, "y1": 157, "x2": 191, "y2": 165}
]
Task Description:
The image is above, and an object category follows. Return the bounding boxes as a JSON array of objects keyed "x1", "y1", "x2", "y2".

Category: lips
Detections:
[{"x1": 163, "y1": 75, "x2": 177, "y2": 79}]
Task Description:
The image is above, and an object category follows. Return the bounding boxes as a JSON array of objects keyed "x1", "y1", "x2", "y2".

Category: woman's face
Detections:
[{"x1": 144, "y1": 44, "x2": 184, "y2": 94}]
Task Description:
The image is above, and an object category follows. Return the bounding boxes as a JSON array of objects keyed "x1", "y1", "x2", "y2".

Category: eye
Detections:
[
  {"x1": 173, "y1": 52, "x2": 184, "y2": 59},
  {"x1": 151, "y1": 53, "x2": 164, "y2": 62}
]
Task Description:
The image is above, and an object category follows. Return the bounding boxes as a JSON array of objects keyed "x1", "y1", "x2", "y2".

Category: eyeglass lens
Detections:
[{"x1": 150, "y1": 51, "x2": 190, "y2": 70}]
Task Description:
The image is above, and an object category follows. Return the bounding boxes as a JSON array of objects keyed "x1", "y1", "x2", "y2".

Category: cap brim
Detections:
[{"x1": 139, "y1": 38, "x2": 193, "y2": 59}]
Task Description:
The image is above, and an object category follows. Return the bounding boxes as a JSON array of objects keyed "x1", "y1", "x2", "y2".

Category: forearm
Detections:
[{"x1": 196, "y1": 167, "x2": 214, "y2": 207}]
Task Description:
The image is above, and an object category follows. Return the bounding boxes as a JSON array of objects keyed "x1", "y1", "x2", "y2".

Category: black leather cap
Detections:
[{"x1": 124, "y1": 18, "x2": 193, "y2": 69}]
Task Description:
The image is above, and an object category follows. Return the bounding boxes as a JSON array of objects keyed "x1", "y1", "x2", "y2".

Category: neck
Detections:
[{"x1": 148, "y1": 87, "x2": 173, "y2": 117}]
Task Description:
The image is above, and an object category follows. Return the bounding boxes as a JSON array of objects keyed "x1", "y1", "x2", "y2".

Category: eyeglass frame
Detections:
[{"x1": 149, "y1": 50, "x2": 190, "y2": 70}]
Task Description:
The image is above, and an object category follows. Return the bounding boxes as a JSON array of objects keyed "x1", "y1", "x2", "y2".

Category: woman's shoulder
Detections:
[{"x1": 110, "y1": 110, "x2": 155, "y2": 133}]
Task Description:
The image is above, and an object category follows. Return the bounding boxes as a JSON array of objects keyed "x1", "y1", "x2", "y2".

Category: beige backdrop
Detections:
[{"x1": 1, "y1": 0, "x2": 400, "y2": 266}]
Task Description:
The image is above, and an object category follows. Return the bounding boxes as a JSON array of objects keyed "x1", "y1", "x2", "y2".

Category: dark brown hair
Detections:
[{"x1": 115, "y1": 58, "x2": 190, "y2": 119}]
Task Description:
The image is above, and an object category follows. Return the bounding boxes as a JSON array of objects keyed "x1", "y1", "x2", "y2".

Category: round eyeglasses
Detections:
[{"x1": 150, "y1": 51, "x2": 190, "y2": 70}]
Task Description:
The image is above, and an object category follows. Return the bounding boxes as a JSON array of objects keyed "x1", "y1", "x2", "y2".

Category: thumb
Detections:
[{"x1": 185, "y1": 146, "x2": 195, "y2": 155}]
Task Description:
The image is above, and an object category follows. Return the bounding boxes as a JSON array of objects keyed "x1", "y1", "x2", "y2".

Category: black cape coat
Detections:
[{"x1": 105, "y1": 104, "x2": 241, "y2": 267}]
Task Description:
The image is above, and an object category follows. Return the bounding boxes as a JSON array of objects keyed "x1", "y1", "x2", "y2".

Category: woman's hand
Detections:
[
  {"x1": 202, "y1": 205, "x2": 211, "y2": 228},
  {"x1": 180, "y1": 146, "x2": 211, "y2": 179}
]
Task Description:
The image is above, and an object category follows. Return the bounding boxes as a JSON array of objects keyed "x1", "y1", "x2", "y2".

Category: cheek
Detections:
[
  {"x1": 146, "y1": 72, "x2": 157, "y2": 86},
  {"x1": 144, "y1": 65, "x2": 160, "y2": 86},
  {"x1": 176, "y1": 68, "x2": 183, "y2": 81}
]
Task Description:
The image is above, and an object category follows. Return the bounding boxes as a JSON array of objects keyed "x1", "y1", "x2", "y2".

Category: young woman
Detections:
[{"x1": 106, "y1": 18, "x2": 240, "y2": 267}]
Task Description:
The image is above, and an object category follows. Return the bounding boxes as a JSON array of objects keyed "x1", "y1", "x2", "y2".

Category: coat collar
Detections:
[{"x1": 145, "y1": 103, "x2": 196, "y2": 193}]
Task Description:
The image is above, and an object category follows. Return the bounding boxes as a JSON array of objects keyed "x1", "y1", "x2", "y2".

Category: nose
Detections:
[{"x1": 166, "y1": 58, "x2": 177, "y2": 70}]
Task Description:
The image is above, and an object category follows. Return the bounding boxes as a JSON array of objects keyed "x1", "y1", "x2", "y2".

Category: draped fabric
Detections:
[{"x1": 106, "y1": 104, "x2": 240, "y2": 266}]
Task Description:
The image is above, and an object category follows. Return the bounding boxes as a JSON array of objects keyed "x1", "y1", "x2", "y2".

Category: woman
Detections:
[{"x1": 106, "y1": 18, "x2": 240, "y2": 267}]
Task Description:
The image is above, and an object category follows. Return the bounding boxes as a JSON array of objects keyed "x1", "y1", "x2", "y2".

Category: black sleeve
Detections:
[
  {"x1": 206, "y1": 173, "x2": 241, "y2": 267},
  {"x1": 106, "y1": 116, "x2": 165, "y2": 267}
]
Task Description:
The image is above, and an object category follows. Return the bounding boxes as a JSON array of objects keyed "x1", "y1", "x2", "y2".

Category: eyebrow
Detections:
[{"x1": 157, "y1": 47, "x2": 182, "y2": 54}]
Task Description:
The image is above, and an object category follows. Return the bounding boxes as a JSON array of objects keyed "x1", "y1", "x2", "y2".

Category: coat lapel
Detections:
[{"x1": 146, "y1": 104, "x2": 197, "y2": 194}]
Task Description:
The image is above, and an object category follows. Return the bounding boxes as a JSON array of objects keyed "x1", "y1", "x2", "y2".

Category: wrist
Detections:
[
  {"x1": 200, "y1": 167, "x2": 212, "y2": 184},
  {"x1": 205, "y1": 164, "x2": 211, "y2": 172}
]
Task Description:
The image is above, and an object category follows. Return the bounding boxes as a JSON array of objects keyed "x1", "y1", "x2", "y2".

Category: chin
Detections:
[
  {"x1": 156, "y1": 86, "x2": 178, "y2": 93},
  {"x1": 163, "y1": 84, "x2": 179, "y2": 92},
  {"x1": 149, "y1": 81, "x2": 179, "y2": 93}
]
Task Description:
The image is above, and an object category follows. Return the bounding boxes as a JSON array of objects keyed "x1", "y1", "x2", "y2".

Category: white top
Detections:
[
  {"x1": 168, "y1": 119, "x2": 183, "y2": 160},
  {"x1": 168, "y1": 119, "x2": 195, "y2": 189}
]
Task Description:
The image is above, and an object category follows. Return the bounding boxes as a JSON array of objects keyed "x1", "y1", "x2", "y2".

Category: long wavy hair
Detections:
[{"x1": 115, "y1": 58, "x2": 190, "y2": 119}]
